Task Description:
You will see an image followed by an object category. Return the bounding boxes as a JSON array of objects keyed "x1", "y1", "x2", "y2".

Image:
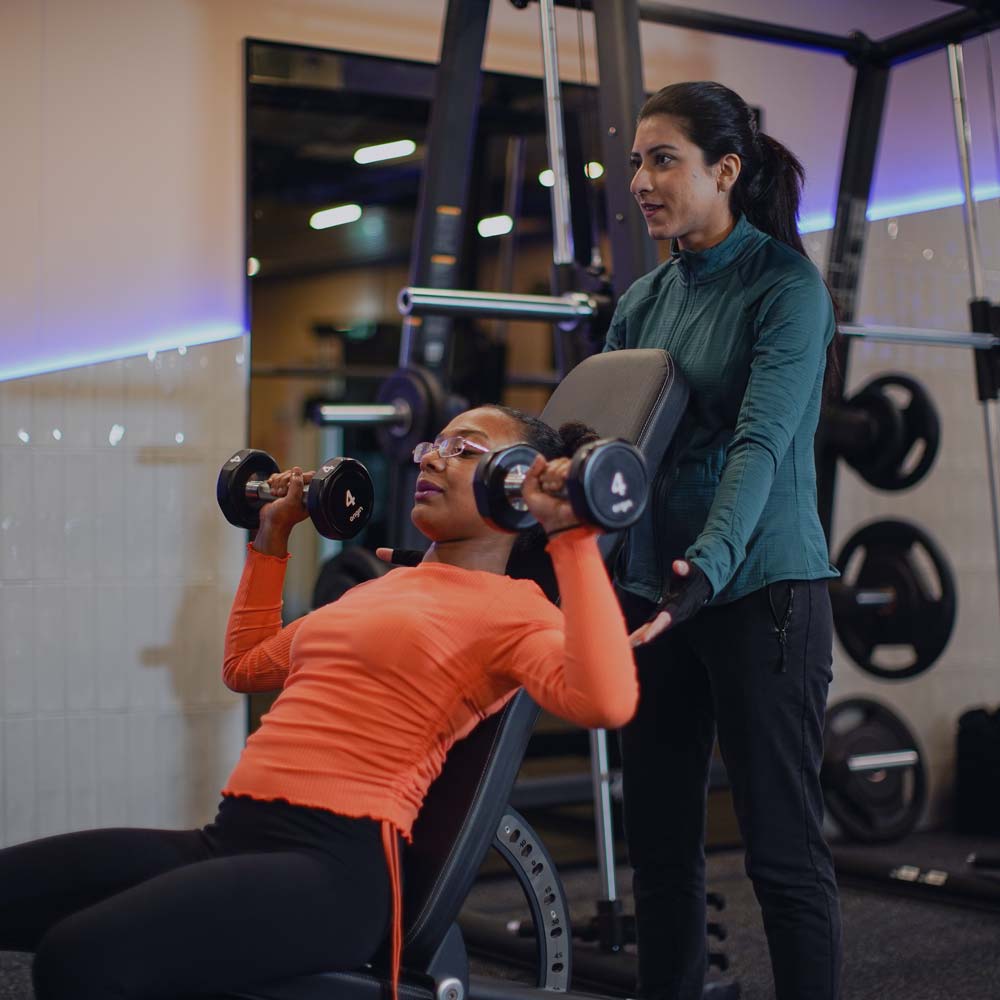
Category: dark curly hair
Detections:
[
  {"x1": 485, "y1": 405, "x2": 600, "y2": 599},
  {"x1": 486, "y1": 404, "x2": 598, "y2": 459}
]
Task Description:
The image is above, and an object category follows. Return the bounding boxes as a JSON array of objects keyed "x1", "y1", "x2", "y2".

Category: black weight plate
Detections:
[
  {"x1": 217, "y1": 449, "x2": 279, "y2": 530},
  {"x1": 833, "y1": 518, "x2": 956, "y2": 679},
  {"x1": 855, "y1": 374, "x2": 940, "y2": 492},
  {"x1": 312, "y1": 547, "x2": 390, "y2": 609},
  {"x1": 307, "y1": 458, "x2": 375, "y2": 540},
  {"x1": 376, "y1": 366, "x2": 445, "y2": 462},
  {"x1": 567, "y1": 439, "x2": 648, "y2": 530},
  {"x1": 842, "y1": 388, "x2": 906, "y2": 475},
  {"x1": 473, "y1": 444, "x2": 539, "y2": 533},
  {"x1": 822, "y1": 697, "x2": 926, "y2": 843}
]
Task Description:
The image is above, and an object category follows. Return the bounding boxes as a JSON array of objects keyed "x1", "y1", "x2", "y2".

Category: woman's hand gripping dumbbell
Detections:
[
  {"x1": 216, "y1": 449, "x2": 374, "y2": 546},
  {"x1": 473, "y1": 438, "x2": 649, "y2": 534},
  {"x1": 377, "y1": 437, "x2": 650, "y2": 567}
]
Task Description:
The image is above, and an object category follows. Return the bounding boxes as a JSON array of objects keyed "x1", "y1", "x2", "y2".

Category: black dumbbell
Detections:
[
  {"x1": 217, "y1": 449, "x2": 374, "y2": 540},
  {"x1": 473, "y1": 439, "x2": 648, "y2": 533}
]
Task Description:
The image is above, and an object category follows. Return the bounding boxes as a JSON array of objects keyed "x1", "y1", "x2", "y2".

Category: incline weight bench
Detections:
[{"x1": 225, "y1": 349, "x2": 711, "y2": 1000}]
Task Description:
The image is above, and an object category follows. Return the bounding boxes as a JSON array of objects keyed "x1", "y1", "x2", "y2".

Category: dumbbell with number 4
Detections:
[
  {"x1": 473, "y1": 439, "x2": 648, "y2": 532},
  {"x1": 217, "y1": 449, "x2": 374, "y2": 540}
]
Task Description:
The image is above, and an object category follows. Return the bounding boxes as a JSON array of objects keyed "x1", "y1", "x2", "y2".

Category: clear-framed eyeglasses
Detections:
[{"x1": 412, "y1": 436, "x2": 492, "y2": 464}]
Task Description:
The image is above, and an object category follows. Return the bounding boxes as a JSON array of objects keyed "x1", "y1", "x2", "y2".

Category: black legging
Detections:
[
  {"x1": 0, "y1": 795, "x2": 392, "y2": 1000},
  {"x1": 618, "y1": 579, "x2": 842, "y2": 1000}
]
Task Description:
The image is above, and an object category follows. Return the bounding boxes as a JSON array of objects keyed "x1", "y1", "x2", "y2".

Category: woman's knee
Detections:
[
  {"x1": 34, "y1": 916, "x2": 126, "y2": 1000},
  {"x1": 743, "y1": 838, "x2": 836, "y2": 899}
]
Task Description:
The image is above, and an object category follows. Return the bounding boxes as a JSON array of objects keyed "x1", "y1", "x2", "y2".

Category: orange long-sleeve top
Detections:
[
  {"x1": 220, "y1": 526, "x2": 638, "y2": 992},
  {"x1": 221, "y1": 526, "x2": 638, "y2": 834}
]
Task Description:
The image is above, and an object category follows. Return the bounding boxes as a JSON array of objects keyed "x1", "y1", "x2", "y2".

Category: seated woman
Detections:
[{"x1": 0, "y1": 404, "x2": 638, "y2": 1000}]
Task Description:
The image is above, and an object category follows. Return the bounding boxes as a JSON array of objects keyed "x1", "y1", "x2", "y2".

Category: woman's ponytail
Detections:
[
  {"x1": 739, "y1": 133, "x2": 807, "y2": 256},
  {"x1": 638, "y1": 81, "x2": 840, "y2": 394},
  {"x1": 558, "y1": 420, "x2": 600, "y2": 458},
  {"x1": 638, "y1": 82, "x2": 807, "y2": 257}
]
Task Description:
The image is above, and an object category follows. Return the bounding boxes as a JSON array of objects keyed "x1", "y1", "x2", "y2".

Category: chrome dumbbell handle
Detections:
[
  {"x1": 846, "y1": 750, "x2": 920, "y2": 773},
  {"x1": 245, "y1": 479, "x2": 308, "y2": 508},
  {"x1": 310, "y1": 400, "x2": 411, "y2": 428},
  {"x1": 503, "y1": 464, "x2": 568, "y2": 511}
]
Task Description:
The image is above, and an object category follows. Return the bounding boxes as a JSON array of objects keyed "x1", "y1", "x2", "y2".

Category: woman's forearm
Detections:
[
  {"x1": 544, "y1": 528, "x2": 639, "y2": 728},
  {"x1": 223, "y1": 545, "x2": 296, "y2": 691}
]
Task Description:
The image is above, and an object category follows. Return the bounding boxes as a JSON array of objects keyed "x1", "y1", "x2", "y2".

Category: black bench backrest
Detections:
[{"x1": 402, "y1": 349, "x2": 689, "y2": 964}]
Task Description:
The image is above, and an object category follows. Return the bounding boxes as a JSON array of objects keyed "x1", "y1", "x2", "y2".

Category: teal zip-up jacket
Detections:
[{"x1": 603, "y1": 214, "x2": 838, "y2": 605}]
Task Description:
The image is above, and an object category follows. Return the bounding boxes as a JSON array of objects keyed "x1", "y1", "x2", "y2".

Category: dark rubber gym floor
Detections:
[
  {"x1": 1, "y1": 830, "x2": 998, "y2": 999},
  {"x1": 463, "y1": 828, "x2": 1000, "y2": 1000}
]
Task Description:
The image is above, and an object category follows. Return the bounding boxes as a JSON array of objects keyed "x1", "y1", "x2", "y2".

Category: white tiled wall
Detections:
[
  {"x1": 0, "y1": 339, "x2": 249, "y2": 846},
  {"x1": 806, "y1": 202, "x2": 1000, "y2": 823}
]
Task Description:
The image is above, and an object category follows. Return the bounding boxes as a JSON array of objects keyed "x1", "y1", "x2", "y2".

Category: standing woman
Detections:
[{"x1": 605, "y1": 82, "x2": 842, "y2": 1000}]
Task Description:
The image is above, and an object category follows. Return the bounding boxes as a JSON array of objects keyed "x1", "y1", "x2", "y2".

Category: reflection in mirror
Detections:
[{"x1": 245, "y1": 40, "x2": 607, "y2": 709}]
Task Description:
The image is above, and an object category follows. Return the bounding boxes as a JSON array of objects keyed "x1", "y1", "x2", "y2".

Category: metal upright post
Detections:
[
  {"x1": 947, "y1": 42, "x2": 1000, "y2": 617},
  {"x1": 539, "y1": 0, "x2": 576, "y2": 271},
  {"x1": 591, "y1": 0, "x2": 658, "y2": 293},
  {"x1": 400, "y1": 0, "x2": 491, "y2": 376},
  {"x1": 391, "y1": 0, "x2": 491, "y2": 549},
  {"x1": 817, "y1": 52, "x2": 890, "y2": 538},
  {"x1": 538, "y1": 0, "x2": 579, "y2": 380},
  {"x1": 550, "y1": 0, "x2": 651, "y2": 950},
  {"x1": 527, "y1": 0, "x2": 628, "y2": 950},
  {"x1": 948, "y1": 44, "x2": 985, "y2": 294},
  {"x1": 493, "y1": 136, "x2": 527, "y2": 347}
]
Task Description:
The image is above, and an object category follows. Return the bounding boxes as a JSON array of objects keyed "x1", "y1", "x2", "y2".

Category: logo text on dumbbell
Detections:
[
  {"x1": 611, "y1": 472, "x2": 628, "y2": 496},
  {"x1": 349, "y1": 506, "x2": 365, "y2": 522},
  {"x1": 611, "y1": 499, "x2": 634, "y2": 514}
]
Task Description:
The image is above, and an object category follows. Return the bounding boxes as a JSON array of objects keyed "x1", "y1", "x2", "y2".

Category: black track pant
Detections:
[
  {"x1": 618, "y1": 579, "x2": 842, "y2": 1000},
  {"x1": 0, "y1": 795, "x2": 392, "y2": 999}
]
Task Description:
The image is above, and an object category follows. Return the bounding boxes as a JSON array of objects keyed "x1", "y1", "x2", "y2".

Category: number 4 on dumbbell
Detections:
[
  {"x1": 217, "y1": 449, "x2": 375, "y2": 540},
  {"x1": 474, "y1": 439, "x2": 649, "y2": 533}
]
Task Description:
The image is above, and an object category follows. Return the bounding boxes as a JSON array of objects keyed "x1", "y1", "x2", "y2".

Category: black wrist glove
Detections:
[
  {"x1": 385, "y1": 548, "x2": 424, "y2": 567},
  {"x1": 651, "y1": 562, "x2": 713, "y2": 629}
]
